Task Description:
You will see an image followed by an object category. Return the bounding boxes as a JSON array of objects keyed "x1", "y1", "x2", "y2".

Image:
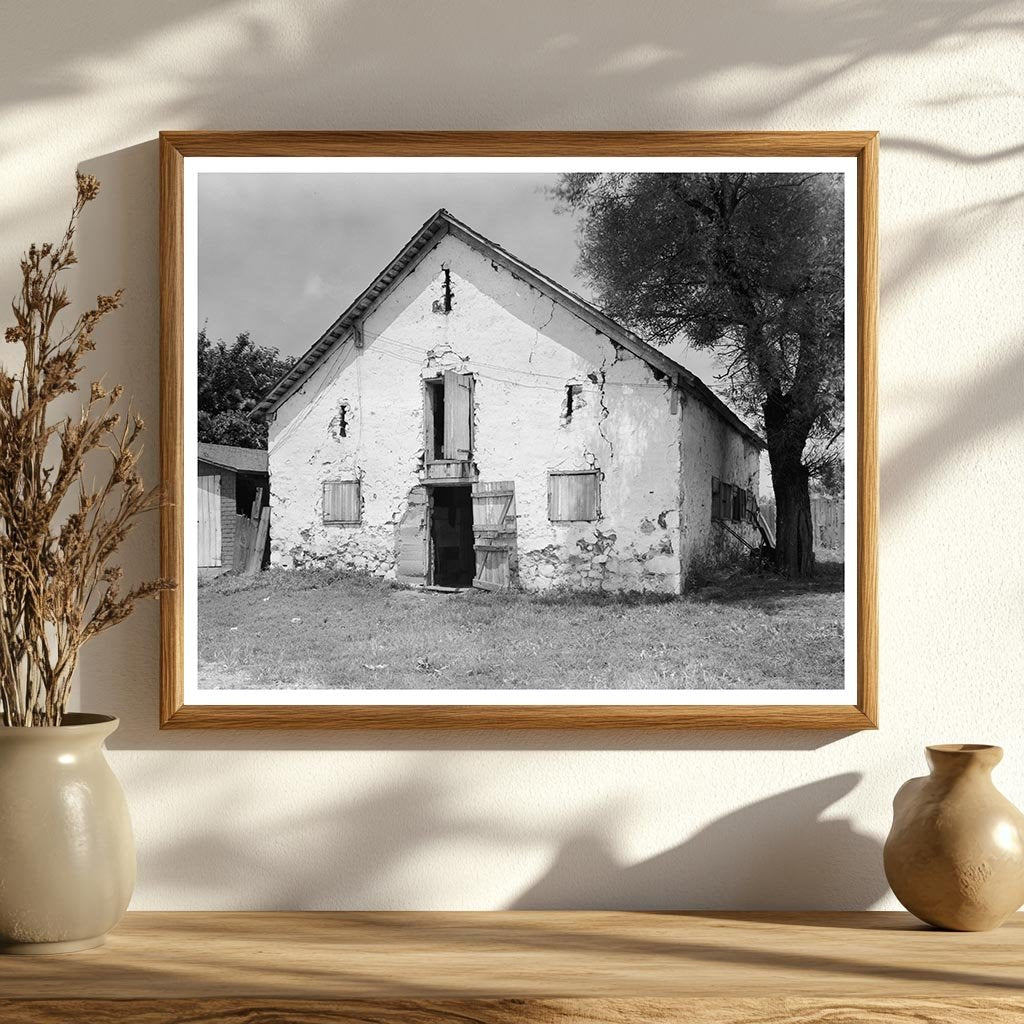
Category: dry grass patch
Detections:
[{"x1": 197, "y1": 565, "x2": 844, "y2": 691}]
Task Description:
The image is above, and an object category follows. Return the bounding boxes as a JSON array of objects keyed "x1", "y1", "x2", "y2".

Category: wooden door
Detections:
[
  {"x1": 395, "y1": 485, "x2": 429, "y2": 586},
  {"x1": 197, "y1": 473, "x2": 222, "y2": 567},
  {"x1": 443, "y1": 370, "x2": 474, "y2": 460},
  {"x1": 471, "y1": 481, "x2": 516, "y2": 591}
]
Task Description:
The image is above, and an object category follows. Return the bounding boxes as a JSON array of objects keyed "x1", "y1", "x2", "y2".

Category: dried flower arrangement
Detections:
[{"x1": 0, "y1": 174, "x2": 172, "y2": 726}]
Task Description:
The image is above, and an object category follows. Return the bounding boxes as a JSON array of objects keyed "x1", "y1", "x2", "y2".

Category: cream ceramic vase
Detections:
[
  {"x1": 0, "y1": 713, "x2": 134, "y2": 953},
  {"x1": 884, "y1": 744, "x2": 1024, "y2": 931}
]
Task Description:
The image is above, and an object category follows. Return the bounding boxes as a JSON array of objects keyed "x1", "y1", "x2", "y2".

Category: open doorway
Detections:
[{"x1": 430, "y1": 485, "x2": 475, "y2": 587}]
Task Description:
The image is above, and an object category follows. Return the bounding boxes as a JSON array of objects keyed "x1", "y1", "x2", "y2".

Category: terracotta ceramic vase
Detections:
[
  {"x1": 884, "y1": 744, "x2": 1024, "y2": 931},
  {"x1": 0, "y1": 713, "x2": 135, "y2": 953}
]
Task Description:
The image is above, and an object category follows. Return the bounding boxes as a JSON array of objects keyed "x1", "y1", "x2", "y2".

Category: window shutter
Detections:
[
  {"x1": 323, "y1": 480, "x2": 360, "y2": 524},
  {"x1": 443, "y1": 370, "x2": 474, "y2": 459},
  {"x1": 711, "y1": 477, "x2": 720, "y2": 520},
  {"x1": 548, "y1": 471, "x2": 600, "y2": 521}
]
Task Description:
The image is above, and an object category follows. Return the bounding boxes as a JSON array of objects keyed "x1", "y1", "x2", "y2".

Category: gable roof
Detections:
[
  {"x1": 252, "y1": 209, "x2": 764, "y2": 448},
  {"x1": 198, "y1": 442, "x2": 269, "y2": 474}
]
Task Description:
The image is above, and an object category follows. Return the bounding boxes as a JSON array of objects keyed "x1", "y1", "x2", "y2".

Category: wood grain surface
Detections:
[
  {"x1": 1, "y1": 911, "x2": 1021, "y2": 997},
  {"x1": 4, "y1": 998, "x2": 1024, "y2": 1024},
  {"x1": 159, "y1": 130, "x2": 879, "y2": 730},
  {"x1": 1, "y1": 912, "x2": 1020, "y2": 1023}
]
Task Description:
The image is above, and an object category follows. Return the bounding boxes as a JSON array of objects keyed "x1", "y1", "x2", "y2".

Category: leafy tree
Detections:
[
  {"x1": 197, "y1": 327, "x2": 293, "y2": 449},
  {"x1": 552, "y1": 172, "x2": 845, "y2": 577}
]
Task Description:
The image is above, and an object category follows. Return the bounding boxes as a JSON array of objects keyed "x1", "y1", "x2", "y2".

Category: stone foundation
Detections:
[
  {"x1": 273, "y1": 526, "x2": 397, "y2": 580},
  {"x1": 517, "y1": 525, "x2": 682, "y2": 594}
]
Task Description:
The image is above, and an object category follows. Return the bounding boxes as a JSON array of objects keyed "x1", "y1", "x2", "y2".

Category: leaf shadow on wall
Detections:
[
  {"x1": 0, "y1": 0, "x2": 1019, "y2": 241},
  {"x1": 2, "y1": 1, "x2": 1017, "y2": 129},
  {"x1": 132, "y1": 762, "x2": 885, "y2": 912},
  {"x1": 510, "y1": 774, "x2": 887, "y2": 911},
  {"x1": 883, "y1": 338, "x2": 1024, "y2": 513}
]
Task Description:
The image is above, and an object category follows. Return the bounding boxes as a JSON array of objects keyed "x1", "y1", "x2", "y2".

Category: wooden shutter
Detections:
[
  {"x1": 548, "y1": 471, "x2": 599, "y2": 522},
  {"x1": 197, "y1": 473, "x2": 222, "y2": 567},
  {"x1": 711, "y1": 477, "x2": 720, "y2": 521},
  {"x1": 443, "y1": 370, "x2": 473, "y2": 460},
  {"x1": 733, "y1": 486, "x2": 745, "y2": 522},
  {"x1": 395, "y1": 486, "x2": 428, "y2": 586},
  {"x1": 323, "y1": 480, "x2": 360, "y2": 524},
  {"x1": 472, "y1": 481, "x2": 516, "y2": 591},
  {"x1": 719, "y1": 482, "x2": 733, "y2": 522}
]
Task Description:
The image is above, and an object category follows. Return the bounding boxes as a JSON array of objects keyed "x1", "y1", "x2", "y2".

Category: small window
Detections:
[
  {"x1": 732, "y1": 486, "x2": 746, "y2": 522},
  {"x1": 548, "y1": 471, "x2": 600, "y2": 522},
  {"x1": 323, "y1": 480, "x2": 360, "y2": 525},
  {"x1": 712, "y1": 477, "x2": 735, "y2": 521},
  {"x1": 712, "y1": 478, "x2": 749, "y2": 522}
]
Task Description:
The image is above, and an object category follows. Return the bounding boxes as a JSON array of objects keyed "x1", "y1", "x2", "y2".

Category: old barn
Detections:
[{"x1": 253, "y1": 210, "x2": 763, "y2": 594}]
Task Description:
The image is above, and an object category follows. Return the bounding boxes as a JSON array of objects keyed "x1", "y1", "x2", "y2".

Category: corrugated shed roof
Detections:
[
  {"x1": 198, "y1": 442, "x2": 268, "y2": 474},
  {"x1": 251, "y1": 209, "x2": 764, "y2": 448}
]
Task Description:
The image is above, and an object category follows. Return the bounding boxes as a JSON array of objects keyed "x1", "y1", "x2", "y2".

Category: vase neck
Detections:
[{"x1": 926, "y1": 743, "x2": 1002, "y2": 779}]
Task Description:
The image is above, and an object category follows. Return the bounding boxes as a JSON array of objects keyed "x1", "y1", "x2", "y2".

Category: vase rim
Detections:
[
  {"x1": 927, "y1": 743, "x2": 1001, "y2": 754},
  {"x1": 0, "y1": 713, "x2": 118, "y2": 731}
]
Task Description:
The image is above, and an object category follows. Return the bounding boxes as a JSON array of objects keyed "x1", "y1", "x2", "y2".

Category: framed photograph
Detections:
[{"x1": 159, "y1": 131, "x2": 877, "y2": 729}]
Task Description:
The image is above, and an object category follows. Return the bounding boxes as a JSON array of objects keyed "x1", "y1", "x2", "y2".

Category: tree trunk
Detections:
[
  {"x1": 764, "y1": 391, "x2": 815, "y2": 578},
  {"x1": 771, "y1": 455, "x2": 814, "y2": 578}
]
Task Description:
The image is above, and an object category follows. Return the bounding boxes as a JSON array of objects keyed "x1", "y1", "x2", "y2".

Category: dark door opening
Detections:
[
  {"x1": 430, "y1": 485, "x2": 475, "y2": 587},
  {"x1": 424, "y1": 377, "x2": 445, "y2": 461}
]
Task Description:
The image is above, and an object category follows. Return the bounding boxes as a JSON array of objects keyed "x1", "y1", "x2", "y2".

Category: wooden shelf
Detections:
[{"x1": 1, "y1": 911, "x2": 1022, "y2": 1022}]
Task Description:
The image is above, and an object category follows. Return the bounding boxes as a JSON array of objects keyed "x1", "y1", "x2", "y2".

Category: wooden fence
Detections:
[
  {"x1": 759, "y1": 496, "x2": 845, "y2": 556},
  {"x1": 810, "y1": 497, "x2": 845, "y2": 554}
]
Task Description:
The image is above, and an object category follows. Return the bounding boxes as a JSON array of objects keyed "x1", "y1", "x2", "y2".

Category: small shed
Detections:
[{"x1": 197, "y1": 443, "x2": 270, "y2": 570}]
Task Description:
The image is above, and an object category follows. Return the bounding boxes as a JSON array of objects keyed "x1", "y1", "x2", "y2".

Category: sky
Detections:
[{"x1": 196, "y1": 171, "x2": 722, "y2": 384}]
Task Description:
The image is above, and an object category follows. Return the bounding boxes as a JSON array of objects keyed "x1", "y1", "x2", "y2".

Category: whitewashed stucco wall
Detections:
[
  {"x1": 1, "y1": 1, "x2": 1021, "y2": 911},
  {"x1": 679, "y1": 395, "x2": 762, "y2": 573},
  {"x1": 268, "y1": 232, "x2": 717, "y2": 592}
]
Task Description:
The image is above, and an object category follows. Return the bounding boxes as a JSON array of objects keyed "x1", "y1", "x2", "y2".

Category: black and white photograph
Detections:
[{"x1": 181, "y1": 154, "x2": 858, "y2": 707}]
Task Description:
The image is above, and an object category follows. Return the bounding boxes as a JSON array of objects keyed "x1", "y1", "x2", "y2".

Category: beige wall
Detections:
[{"x1": 1, "y1": 1, "x2": 1020, "y2": 910}]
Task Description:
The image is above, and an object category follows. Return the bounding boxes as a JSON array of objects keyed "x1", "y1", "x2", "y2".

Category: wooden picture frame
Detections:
[{"x1": 160, "y1": 131, "x2": 877, "y2": 729}]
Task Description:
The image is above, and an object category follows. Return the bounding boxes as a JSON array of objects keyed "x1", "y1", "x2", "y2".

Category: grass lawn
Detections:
[{"x1": 197, "y1": 565, "x2": 845, "y2": 691}]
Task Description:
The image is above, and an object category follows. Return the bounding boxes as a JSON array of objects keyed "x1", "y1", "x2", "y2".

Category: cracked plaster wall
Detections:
[{"x1": 268, "y1": 233, "x2": 754, "y2": 590}]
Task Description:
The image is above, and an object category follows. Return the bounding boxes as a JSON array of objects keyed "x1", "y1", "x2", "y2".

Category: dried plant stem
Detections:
[{"x1": 0, "y1": 174, "x2": 173, "y2": 726}]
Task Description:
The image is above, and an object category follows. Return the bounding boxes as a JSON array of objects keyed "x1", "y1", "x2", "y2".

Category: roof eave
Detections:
[
  {"x1": 251, "y1": 208, "x2": 765, "y2": 448},
  {"x1": 252, "y1": 210, "x2": 453, "y2": 417}
]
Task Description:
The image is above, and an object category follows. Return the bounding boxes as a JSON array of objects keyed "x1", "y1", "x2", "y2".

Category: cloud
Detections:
[{"x1": 302, "y1": 272, "x2": 327, "y2": 300}]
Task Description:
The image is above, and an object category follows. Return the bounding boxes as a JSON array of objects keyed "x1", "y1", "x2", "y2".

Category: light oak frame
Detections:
[{"x1": 160, "y1": 131, "x2": 878, "y2": 730}]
